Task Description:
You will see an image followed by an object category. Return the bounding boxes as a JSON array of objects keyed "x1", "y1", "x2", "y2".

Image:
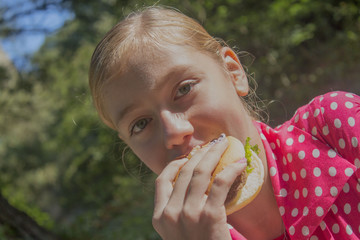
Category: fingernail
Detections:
[{"x1": 209, "y1": 133, "x2": 226, "y2": 145}]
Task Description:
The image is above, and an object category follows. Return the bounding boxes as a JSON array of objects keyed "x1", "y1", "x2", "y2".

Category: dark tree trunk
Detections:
[{"x1": 0, "y1": 193, "x2": 57, "y2": 240}]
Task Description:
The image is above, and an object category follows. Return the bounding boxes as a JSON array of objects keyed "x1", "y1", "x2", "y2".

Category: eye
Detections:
[
  {"x1": 175, "y1": 80, "x2": 197, "y2": 99},
  {"x1": 131, "y1": 118, "x2": 152, "y2": 135}
]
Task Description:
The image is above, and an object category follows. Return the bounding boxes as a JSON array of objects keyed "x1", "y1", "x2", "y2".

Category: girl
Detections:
[{"x1": 88, "y1": 6, "x2": 360, "y2": 240}]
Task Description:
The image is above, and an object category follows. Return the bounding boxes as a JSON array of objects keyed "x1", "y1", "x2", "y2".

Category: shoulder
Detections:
[
  {"x1": 311, "y1": 91, "x2": 359, "y2": 122},
  {"x1": 286, "y1": 91, "x2": 360, "y2": 162},
  {"x1": 288, "y1": 91, "x2": 359, "y2": 130}
]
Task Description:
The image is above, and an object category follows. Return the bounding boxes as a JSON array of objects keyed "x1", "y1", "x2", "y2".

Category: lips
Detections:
[{"x1": 174, "y1": 133, "x2": 226, "y2": 160}]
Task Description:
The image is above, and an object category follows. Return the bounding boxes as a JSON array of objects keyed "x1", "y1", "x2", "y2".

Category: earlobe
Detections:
[{"x1": 220, "y1": 47, "x2": 249, "y2": 96}]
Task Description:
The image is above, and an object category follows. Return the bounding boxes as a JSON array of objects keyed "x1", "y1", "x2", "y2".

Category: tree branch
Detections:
[{"x1": 0, "y1": 193, "x2": 58, "y2": 240}]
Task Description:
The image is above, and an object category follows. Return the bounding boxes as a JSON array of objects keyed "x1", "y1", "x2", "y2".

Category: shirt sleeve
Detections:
[
  {"x1": 291, "y1": 91, "x2": 360, "y2": 167},
  {"x1": 229, "y1": 227, "x2": 246, "y2": 240}
]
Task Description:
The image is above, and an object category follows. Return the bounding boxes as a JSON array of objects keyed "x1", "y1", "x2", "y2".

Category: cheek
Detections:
[{"x1": 129, "y1": 141, "x2": 167, "y2": 175}]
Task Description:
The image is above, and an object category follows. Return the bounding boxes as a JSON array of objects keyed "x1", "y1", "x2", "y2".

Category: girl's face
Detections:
[{"x1": 102, "y1": 45, "x2": 252, "y2": 174}]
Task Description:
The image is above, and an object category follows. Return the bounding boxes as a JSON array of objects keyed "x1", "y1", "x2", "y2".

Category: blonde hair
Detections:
[{"x1": 89, "y1": 6, "x2": 262, "y2": 129}]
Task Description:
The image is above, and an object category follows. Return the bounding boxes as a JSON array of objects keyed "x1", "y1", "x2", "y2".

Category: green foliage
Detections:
[{"x1": 0, "y1": 0, "x2": 359, "y2": 239}]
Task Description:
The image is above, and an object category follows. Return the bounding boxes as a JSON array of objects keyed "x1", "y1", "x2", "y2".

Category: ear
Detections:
[{"x1": 220, "y1": 47, "x2": 249, "y2": 96}]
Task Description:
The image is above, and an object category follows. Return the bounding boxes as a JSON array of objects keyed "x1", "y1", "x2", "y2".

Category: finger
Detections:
[
  {"x1": 184, "y1": 136, "x2": 229, "y2": 208},
  {"x1": 205, "y1": 159, "x2": 247, "y2": 209},
  {"x1": 165, "y1": 145, "x2": 211, "y2": 209},
  {"x1": 153, "y1": 158, "x2": 188, "y2": 218}
]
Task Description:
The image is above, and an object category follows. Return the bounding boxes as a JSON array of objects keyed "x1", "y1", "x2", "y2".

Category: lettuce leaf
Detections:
[{"x1": 244, "y1": 137, "x2": 259, "y2": 173}]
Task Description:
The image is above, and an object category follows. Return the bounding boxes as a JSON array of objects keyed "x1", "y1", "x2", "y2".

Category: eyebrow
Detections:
[{"x1": 116, "y1": 104, "x2": 137, "y2": 127}]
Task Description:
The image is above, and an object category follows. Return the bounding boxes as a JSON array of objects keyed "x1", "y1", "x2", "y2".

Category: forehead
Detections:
[{"x1": 110, "y1": 44, "x2": 218, "y2": 86}]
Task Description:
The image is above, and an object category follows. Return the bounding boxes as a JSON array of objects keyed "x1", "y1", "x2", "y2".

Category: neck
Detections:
[{"x1": 228, "y1": 129, "x2": 284, "y2": 240}]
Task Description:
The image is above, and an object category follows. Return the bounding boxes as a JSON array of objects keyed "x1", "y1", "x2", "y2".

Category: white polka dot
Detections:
[
  {"x1": 357, "y1": 182, "x2": 360, "y2": 193},
  {"x1": 260, "y1": 133, "x2": 266, "y2": 140},
  {"x1": 330, "y1": 92, "x2": 338, "y2": 97},
  {"x1": 316, "y1": 206, "x2": 324, "y2": 217},
  {"x1": 286, "y1": 138, "x2": 294, "y2": 146},
  {"x1": 291, "y1": 208, "x2": 299, "y2": 217},
  {"x1": 355, "y1": 158, "x2": 360, "y2": 169},
  {"x1": 332, "y1": 223, "x2": 340, "y2": 234},
  {"x1": 358, "y1": 202, "x2": 360, "y2": 212},
  {"x1": 292, "y1": 172, "x2": 297, "y2": 181},
  {"x1": 321, "y1": 107, "x2": 325, "y2": 114},
  {"x1": 287, "y1": 153, "x2": 293, "y2": 162},
  {"x1": 294, "y1": 114, "x2": 299, "y2": 123},
  {"x1": 310, "y1": 235, "x2": 319, "y2": 240},
  {"x1": 319, "y1": 96, "x2": 324, "y2": 102},
  {"x1": 314, "y1": 109, "x2": 320, "y2": 117},
  {"x1": 334, "y1": 118, "x2": 342, "y2": 128},
  {"x1": 294, "y1": 189, "x2": 300, "y2": 199},
  {"x1": 330, "y1": 186, "x2": 338, "y2": 197},
  {"x1": 312, "y1": 149, "x2": 320, "y2": 158},
  {"x1": 279, "y1": 206, "x2": 285, "y2": 216},
  {"x1": 287, "y1": 125, "x2": 294, "y2": 132},
  {"x1": 270, "y1": 142, "x2": 276, "y2": 149},
  {"x1": 352, "y1": 137, "x2": 359, "y2": 148},
  {"x1": 302, "y1": 226, "x2": 310, "y2": 236},
  {"x1": 344, "y1": 203, "x2": 351, "y2": 214},
  {"x1": 348, "y1": 117, "x2": 355, "y2": 127},
  {"x1": 345, "y1": 101, "x2": 354, "y2": 109},
  {"x1": 332, "y1": 204, "x2": 338, "y2": 214},
  {"x1": 303, "y1": 188, "x2": 308, "y2": 198},
  {"x1": 322, "y1": 125, "x2": 329, "y2": 135},
  {"x1": 272, "y1": 153, "x2": 277, "y2": 160},
  {"x1": 276, "y1": 139, "x2": 280, "y2": 147},
  {"x1": 329, "y1": 167, "x2": 337, "y2": 176},
  {"x1": 346, "y1": 225, "x2": 353, "y2": 235},
  {"x1": 300, "y1": 168, "x2": 306, "y2": 178},
  {"x1": 313, "y1": 167, "x2": 321, "y2": 177},
  {"x1": 312, "y1": 127, "x2": 317, "y2": 136},
  {"x1": 345, "y1": 93, "x2": 354, "y2": 98},
  {"x1": 343, "y1": 183, "x2": 350, "y2": 193},
  {"x1": 303, "y1": 206, "x2": 309, "y2": 216},
  {"x1": 315, "y1": 186, "x2": 323, "y2": 196},
  {"x1": 328, "y1": 149, "x2": 336, "y2": 158},
  {"x1": 320, "y1": 221, "x2": 326, "y2": 230},
  {"x1": 266, "y1": 126, "x2": 270, "y2": 134},
  {"x1": 303, "y1": 112, "x2": 309, "y2": 119},
  {"x1": 282, "y1": 173, "x2": 289, "y2": 181},
  {"x1": 330, "y1": 102, "x2": 338, "y2": 110},
  {"x1": 270, "y1": 167, "x2": 277, "y2": 176},
  {"x1": 339, "y1": 138, "x2": 346, "y2": 149},
  {"x1": 298, "y1": 134, "x2": 305, "y2": 143},
  {"x1": 280, "y1": 188, "x2": 287, "y2": 197},
  {"x1": 298, "y1": 151, "x2": 305, "y2": 160},
  {"x1": 289, "y1": 226, "x2": 295, "y2": 235},
  {"x1": 345, "y1": 168, "x2": 354, "y2": 176},
  {"x1": 282, "y1": 156, "x2": 287, "y2": 166}
]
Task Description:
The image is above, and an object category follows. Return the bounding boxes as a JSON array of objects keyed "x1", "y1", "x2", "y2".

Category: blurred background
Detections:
[{"x1": 0, "y1": 0, "x2": 359, "y2": 239}]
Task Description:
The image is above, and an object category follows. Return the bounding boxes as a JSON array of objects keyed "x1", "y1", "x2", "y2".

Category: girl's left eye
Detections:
[{"x1": 175, "y1": 81, "x2": 197, "y2": 99}]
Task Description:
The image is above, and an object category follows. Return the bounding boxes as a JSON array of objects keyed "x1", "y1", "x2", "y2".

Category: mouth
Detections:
[{"x1": 174, "y1": 133, "x2": 226, "y2": 160}]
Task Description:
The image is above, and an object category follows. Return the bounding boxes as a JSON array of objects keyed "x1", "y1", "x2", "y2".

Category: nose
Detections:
[{"x1": 159, "y1": 110, "x2": 194, "y2": 149}]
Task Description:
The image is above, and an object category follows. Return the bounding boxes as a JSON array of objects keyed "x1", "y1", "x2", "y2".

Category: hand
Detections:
[{"x1": 152, "y1": 137, "x2": 247, "y2": 240}]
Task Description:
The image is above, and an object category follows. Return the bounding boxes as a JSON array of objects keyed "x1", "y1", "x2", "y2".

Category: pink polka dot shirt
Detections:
[{"x1": 229, "y1": 91, "x2": 360, "y2": 239}]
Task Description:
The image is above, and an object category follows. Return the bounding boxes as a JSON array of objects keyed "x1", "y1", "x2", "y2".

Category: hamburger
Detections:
[{"x1": 174, "y1": 135, "x2": 265, "y2": 215}]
